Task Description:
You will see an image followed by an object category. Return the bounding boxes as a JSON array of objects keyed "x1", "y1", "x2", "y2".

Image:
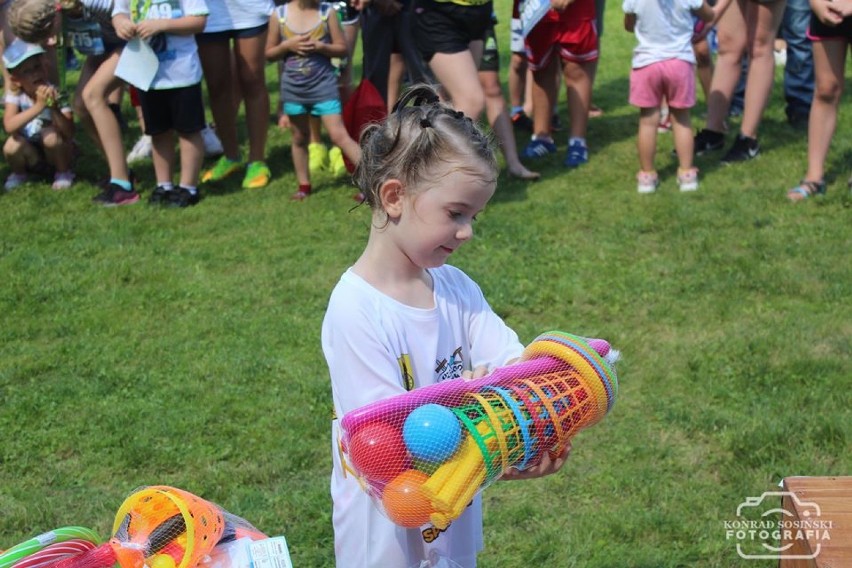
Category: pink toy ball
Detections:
[
  {"x1": 348, "y1": 421, "x2": 410, "y2": 483},
  {"x1": 403, "y1": 403, "x2": 462, "y2": 463}
]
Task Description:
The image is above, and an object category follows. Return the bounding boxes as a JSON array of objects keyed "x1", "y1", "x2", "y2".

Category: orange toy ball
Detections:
[
  {"x1": 381, "y1": 470, "x2": 434, "y2": 528},
  {"x1": 348, "y1": 421, "x2": 410, "y2": 483}
]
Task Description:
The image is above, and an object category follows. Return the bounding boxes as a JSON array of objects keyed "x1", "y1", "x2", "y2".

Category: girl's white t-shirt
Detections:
[
  {"x1": 322, "y1": 264, "x2": 524, "y2": 568},
  {"x1": 203, "y1": 0, "x2": 274, "y2": 33},
  {"x1": 623, "y1": 0, "x2": 704, "y2": 68}
]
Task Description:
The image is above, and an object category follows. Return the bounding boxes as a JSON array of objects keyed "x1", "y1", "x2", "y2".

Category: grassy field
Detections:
[{"x1": 1, "y1": 2, "x2": 850, "y2": 567}]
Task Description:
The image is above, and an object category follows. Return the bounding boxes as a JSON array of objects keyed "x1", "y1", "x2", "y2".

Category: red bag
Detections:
[{"x1": 342, "y1": 78, "x2": 388, "y2": 173}]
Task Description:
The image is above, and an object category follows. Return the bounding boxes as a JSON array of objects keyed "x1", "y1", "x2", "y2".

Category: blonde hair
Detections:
[
  {"x1": 8, "y1": 0, "x2": 56, "y2": 44},
  {"x1": 353, "y1": 84, "x2": 497, "y2": 211}
]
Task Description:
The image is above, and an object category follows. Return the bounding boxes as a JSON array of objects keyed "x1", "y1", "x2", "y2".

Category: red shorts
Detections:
[
  {"x1": 524, "y1": 18, "x2": 599, "y2": 71},
  {"x1": 629, "y1": 59, "x2": 696, "y2": 109}
]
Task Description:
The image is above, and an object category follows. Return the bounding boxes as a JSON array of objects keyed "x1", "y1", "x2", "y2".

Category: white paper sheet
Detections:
[{"x1": 115, "y1": 37, "x2": 159, "y2": 91}]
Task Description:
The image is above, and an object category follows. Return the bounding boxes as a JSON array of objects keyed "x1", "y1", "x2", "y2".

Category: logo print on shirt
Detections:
[
  {"x1": 398, "y1": 354, "x2": 415, "y2": 391},
  {"x1": 435, "y1": 346, "x2": 464, "y2": 383}
]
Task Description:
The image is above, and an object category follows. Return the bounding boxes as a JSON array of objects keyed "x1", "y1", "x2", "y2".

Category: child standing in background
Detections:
[
  {"x1": 322, "y1": 85, "x2": 569, "y2": 568},
  {"x1": 112, "y1": 0, "x2": 209, "y2": 207},
  {"x1": 3, "y1": 40, "x2": 76, "y2": 190},
  {"x1": 265, "y1": 0, "x2": 361, "y2": 201},
  {"x1": 623, "y1": 0, "x2": 714, "y2": 193},
  {"x1": 786, "y1": 0, "x2": 852, "y2": 200}
]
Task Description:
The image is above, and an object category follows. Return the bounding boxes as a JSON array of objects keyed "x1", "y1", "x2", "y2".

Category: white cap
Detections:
[{"x1": 3, "y1": 39, "x2": 46, "y2": 70}]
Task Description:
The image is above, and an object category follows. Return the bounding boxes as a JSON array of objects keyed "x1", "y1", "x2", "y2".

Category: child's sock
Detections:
[
  {"x1": 531, "y1": 134, "x2": 554, "y2": 143},
  {"x1": 511, "y1": 105, "x2": 524, "y2": 116},
  {"x1": 569, "y1": 137, "x2": 586, "y2": 147},
  {"x1": 181, "y1": 185, "x2": 198, "y2": 195},
  {"x1": 158, "y1": 181, "x2": 174, "y2": 191},
  {"x1": 110, "y1": 178, "x2": 133, "y2": 191}
]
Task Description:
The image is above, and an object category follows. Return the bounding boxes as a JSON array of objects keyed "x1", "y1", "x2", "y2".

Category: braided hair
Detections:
[
  {"x1": 353, "y1": 84, "x2": 497, "y2": 212},
  {"x1": 8, "y1": 0, "x2": 57, "y2": 44}
]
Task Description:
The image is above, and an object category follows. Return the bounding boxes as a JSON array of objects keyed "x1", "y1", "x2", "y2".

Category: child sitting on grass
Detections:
[{"x1": 3, "y1": 40, "x2": 76, "y2": 191}]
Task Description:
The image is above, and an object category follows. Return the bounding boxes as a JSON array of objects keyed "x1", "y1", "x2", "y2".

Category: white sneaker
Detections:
[
  {"x1": 52, "y1": 171, "x2": 75, "y2": 190},
  {"x1": 774, "y1": 49, "x2": 787, "y2": 67},
  {"x1": 636, "y1": 171, "x2": 659, "y2": 194},
  {"x1": 4, "y1": 172, "x2": 27, "y2": 190},
  {"x1": 127, "y1": 135, "x2": 153, "y2": 164},
  {"x1": 201, "y1": 124, "x2": 224, "y2": 157}
]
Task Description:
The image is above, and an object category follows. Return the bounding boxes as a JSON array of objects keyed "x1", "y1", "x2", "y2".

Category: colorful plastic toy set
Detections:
[
  {"x1": 0, "y1": 487, "x2": 292, "y2": 568},
  {"x1": 339, "y1": 331, "x2": 620, "y2": 529}
]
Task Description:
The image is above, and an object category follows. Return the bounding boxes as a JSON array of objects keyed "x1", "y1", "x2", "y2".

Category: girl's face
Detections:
[
  {"x1": 392, "y1": 158, "x2": 496, "y2": 270},
  {"x1": 9, "y1": 57, "x2": 49, "y2": 95}
]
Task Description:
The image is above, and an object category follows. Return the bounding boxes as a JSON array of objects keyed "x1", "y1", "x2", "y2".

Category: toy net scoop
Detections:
[{"x1": 338, "y1": 331, "x2": 619, "y2": 529}]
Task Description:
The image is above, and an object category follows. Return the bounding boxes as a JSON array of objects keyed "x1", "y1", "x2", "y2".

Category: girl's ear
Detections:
[{"x1": 378, "y1": 179, "x2": 405, "y2": 218}]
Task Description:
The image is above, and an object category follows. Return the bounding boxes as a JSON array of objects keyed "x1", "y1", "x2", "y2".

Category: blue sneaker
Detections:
[
  {"x1": 522, "y1": 138, "x2": 557, "y2": 159},
  {"x1": 564, "y1": 140, "x2": 589, "y2": 168}
]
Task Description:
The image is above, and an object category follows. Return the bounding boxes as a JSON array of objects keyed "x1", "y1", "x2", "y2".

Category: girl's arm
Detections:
[
  {"x1": 265, "y1": 15, "x2": 308, "y2": 60},
  {"x1": 3, "y1": 94, "x2": 47, "y2": 134},
  {"x1": 316, "y1": 8, "x2": 348, "y2": 59},
  {"x1": 693, "y1": 0, "x2": 715, "y2": 22},
  {"x1": 136, "y1": 14, "x2": 207, "y2": 38},
  {"x1": 49, "y1": 102, "x2": 75, "y2": 141}
]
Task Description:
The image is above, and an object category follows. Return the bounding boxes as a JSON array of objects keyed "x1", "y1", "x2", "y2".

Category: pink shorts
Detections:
[
  {"x1": 629, "y1": 59, "x2": 696, "y2": 109},
  {"x1": 524, "y1": 19, "x2": 599, "y2": 71}
]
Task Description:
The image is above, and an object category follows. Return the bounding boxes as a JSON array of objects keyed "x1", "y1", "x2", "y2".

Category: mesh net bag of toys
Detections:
[
  {"x1": 0, "y1": 486, "x2": 293, "y2": 568},
  {"x1": 338, "y1": 331, "x2": 620, "y2": 529}
]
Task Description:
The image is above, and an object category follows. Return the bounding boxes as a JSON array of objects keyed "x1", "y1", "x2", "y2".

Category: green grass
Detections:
[{"x1": 1, "y1": 2, "x2": 850, "y2": 566}]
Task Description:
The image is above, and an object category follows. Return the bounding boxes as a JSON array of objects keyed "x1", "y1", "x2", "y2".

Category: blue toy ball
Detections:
[{"x1": 403, "y1": 403, "x2": 462, "y2": 463}]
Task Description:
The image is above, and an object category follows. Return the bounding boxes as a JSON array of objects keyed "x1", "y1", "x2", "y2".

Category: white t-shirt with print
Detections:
[
  {"x1": 113, "y1": 0, "x2": 209, "y2": 89},
  {"x1": 4, "y1": 91, "x2": 72, "y2": 140},
  {"x1": 203, "y1": 0, "x2": 273, "y2": 33},
  {"x1": 623, "y1": 0, "x2": 704, "y2": 68},
  {"x1": 322, "y1": 264, "x2": 524, "y2": 568}
]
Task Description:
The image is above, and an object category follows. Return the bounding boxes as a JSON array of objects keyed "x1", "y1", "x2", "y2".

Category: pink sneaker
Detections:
[
  {"x1": 52, "y1": 171, "x2": 75, "y2": 190},
  {"x1": 636, "y1": 171, "x2": 659, "y2": 194},
  {"x1": 677, "y1": 167, "x2": 699, "y2": 192}
]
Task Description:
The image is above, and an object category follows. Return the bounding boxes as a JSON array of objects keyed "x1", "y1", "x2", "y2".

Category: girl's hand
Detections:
[
  {"x1": 501, "y1": 441, "x2": 572, "y2": 480},
  {"x1": 114, "y1": 16, "x2": 137, "y2": 40},
  {"x1": 34, "y1": 84, "x2": 55, "y2": 109},
  {"x1": 286, "y1": 33, "x2": 313, "y2": 56},
  {"x1": 827, "y1": 0, "x2": 852, "y2": 17},
  {"x1": 461, "y1": 366, "x2": 489, "y2": 381},
  {"x1": 136, "y1": 18, "x2": 165, "y2": 39},
  {"x1": 811, "y1": 0, "x2": 843, "y2": 24}
]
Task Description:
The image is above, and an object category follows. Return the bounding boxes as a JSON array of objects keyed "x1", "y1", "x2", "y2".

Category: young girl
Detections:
[
  {"x1": 3, "y1": 40, "x2": 76, "y2": 190},
  {"x1": 265, "y1": 0, "x2": 361, "y2": 200},
  {"x1": 322, "y1": 85, "x2": 569, "y2": 568},
  {"x1": 623, "y1": 0, "x2": 714, "y2": 193},
  {"x1": 786, "y1": 0, "x2": 851, "y2": 200}
]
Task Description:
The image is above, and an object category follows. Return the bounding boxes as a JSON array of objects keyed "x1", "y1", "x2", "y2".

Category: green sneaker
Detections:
[
  {"x1": 309, "y1": 142, "x2": 329, "y2": 175},
  {"x1": 328, "y1": 146, "x2": 348, "y2": 178},
  {"x1": 242, "y1": 161, "x2": 271, "y2": 189},
  {"x1": 201, "y1": 156, "x2": 243, "y2": 183}
]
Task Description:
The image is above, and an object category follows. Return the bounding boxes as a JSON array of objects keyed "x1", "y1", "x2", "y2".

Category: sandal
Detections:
[{"x1": 787, "y1": 179, "x2": 826, "y2": 202}]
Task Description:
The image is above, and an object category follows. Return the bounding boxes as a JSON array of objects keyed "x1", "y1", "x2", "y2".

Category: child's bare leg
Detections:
[
  {"x1": 178, "y1": 131, "x2": 204, "y2": 187},
  {"x1": 562, "y1": 59, "x2": 593, "y2": 139},
  {"x1": 4, "y1": 135, "x2": 38, "y2": 173},
  {"x1": 479, "y1": 69, "x2": 539, "y2": 179},
  {"x1": 739, "y1": 0, "x2": 786, "y2": 138},
  {"x1": 199, "y1": 40, "x2": 240, "y2": 161},
  {"x1": 41, "y1": 126, "x2": 72, "y2": 173},
  {"x1": 74, "y1": 55, "x2": 102, "y2": 150},
  {"x1": 531, "y1": 58, "x2": 559, "y2": 138},
  {"x1": 289, "y1": 114, "x2": 311, "y2": 186},
  {"x1": 670, "y1": 107, "x2": 694, "y2": 170},
  {"x1": 234, "y1": 33, "x2": 269, "y2": 163},
  {"x1": 804, "y1": 39, "x2": 845, "y2": 183},
  {"x1": 637, "y1": 107, "x2": 660, "y2": 172},
  {"x1": 151, "y1": 131, "x2": 176, "y2": 186},
  {"x1": 81, "y1": 50, "x2": 131, "y2": 181},
  {"x1": 428, "y1": 44, "x2": 485, "y2": 119},
  {"x1": 706, "y1": 0, "x2": 748, "y2": 132},
  {"x1": 322, "y1": 114, "x2": 361, "y2": 165},
  {"x1": 694, "y1": 38, "x2": 714, "y2": 101}
]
